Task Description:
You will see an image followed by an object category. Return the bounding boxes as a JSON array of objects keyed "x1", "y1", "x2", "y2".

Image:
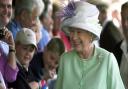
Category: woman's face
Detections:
[
  {"x1": 20, "y1": 8, "x2": 40, "y2": 28},
  {"x1": 41, "y1": 9, "x2": 53, "y2": 32},
  {"x1": 31, "y1": 20, "x2": 42, "y2": 44},
  {"x1": 69, "y1": 27, "x2": 93, "y2": 53}
]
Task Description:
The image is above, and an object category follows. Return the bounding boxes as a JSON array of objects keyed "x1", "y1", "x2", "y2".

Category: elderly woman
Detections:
[{"x1": 55, "y1": 1, "x2": 125, "y2": 89}]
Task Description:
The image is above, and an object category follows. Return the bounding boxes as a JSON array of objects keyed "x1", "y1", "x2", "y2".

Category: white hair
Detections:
[{"x1": 15, "y1": 0, "x2": 44, "y2": 16}]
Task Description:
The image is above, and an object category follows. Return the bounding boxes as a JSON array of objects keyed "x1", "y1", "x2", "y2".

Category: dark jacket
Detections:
[
  {"x1": 113, "y1": 40, "x2": 123, "y2": 66},
  {"x1": 29, "y1": 52, "x2": 44, "y2": 82},
  {"x1": 99, "y1": 21, "x2": 123, "y2": 52},
  {"x1": 8, "y1": 63, "x2": 35, "y2": 89}
]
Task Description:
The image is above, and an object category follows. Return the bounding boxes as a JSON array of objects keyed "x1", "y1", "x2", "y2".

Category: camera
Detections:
[{"x1": 0, "y1": 28, "x2": 5, "y2": 39}]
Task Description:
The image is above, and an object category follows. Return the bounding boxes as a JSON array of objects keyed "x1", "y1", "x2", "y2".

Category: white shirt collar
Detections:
[{"x1": 16, "y1": 57, "x2": 29, "y2": 71}]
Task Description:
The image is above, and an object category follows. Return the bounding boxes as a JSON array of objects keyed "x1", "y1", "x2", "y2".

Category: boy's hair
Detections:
[
  {"x1": 121, "y1": 1, "x2": 128, "y2": 12},
  {"x1": 46, "y1": 38, "x2": 65, "y2": 56}
]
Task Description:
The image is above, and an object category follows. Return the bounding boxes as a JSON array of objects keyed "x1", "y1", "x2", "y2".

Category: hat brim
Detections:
[
  {"x1": 20, "y1": 40, "x2": 37, "y2": 48},
  {"x1": 61, "y1": 22, "x2": 101, "y2": 40}
]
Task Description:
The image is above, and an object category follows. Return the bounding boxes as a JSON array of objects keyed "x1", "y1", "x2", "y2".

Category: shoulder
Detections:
[
  {"x1": 59, "y1": 50, "x2": 77, "y2": 64},
  {"x1": 95, "y1": 47, "x2": 118, "y2": 67},
  {"x1": 95, "y1": 47, "x2": 116, "y2": 62},
  {"x1": 61, "y1": 50, "x2": 76, "y2": 58},
  {"x1": 95, "y1": 47, "x2": 110, "y2": 56},
  {"x1": 7, "y1": 20, "x2": 19, "y2": 30},
  {"x1": 61, "y1": 47, "x2": 112, "y2": 59}
]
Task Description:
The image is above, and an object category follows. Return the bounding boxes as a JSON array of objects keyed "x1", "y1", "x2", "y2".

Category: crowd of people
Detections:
[{"x1": 0, "y1": 0, "x2": 128, "y2": 89}]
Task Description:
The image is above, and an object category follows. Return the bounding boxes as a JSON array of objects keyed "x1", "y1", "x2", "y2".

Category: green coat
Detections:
[{"x1": 55, "y1": 47, "x2": 125, "y2": 89}]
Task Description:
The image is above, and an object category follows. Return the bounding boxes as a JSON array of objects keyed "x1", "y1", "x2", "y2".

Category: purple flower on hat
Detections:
[{"x1": 57, "y1": 0, "x2": 76, "y2": 20}]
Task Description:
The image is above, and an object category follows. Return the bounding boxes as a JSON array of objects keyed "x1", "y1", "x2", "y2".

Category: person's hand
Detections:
[
  {"x1": 3, "y1": 27, "x2": 15, "y2": 47},
  {"x1": 29, "y1": 81, "x2": 39, "y2": 89},
  {"x1": 48, "y1": 69, "x2": 56, "y2": 79},
  {"x1": 43, "y1": 68, "x2": 56, "y2": 81}
]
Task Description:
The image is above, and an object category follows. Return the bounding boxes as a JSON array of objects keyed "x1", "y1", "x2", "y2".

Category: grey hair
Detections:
[{"x1": 15, "y1": 0, "x2": 44, "y2": 16}]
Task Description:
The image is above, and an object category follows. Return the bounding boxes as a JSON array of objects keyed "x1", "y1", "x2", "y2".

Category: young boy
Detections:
[{"x1": 8, "y1": 28, "x2": 38, "y2": 89}]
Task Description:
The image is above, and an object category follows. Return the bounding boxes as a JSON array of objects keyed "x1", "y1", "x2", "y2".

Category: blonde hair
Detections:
[{"x1": 31, "y1": 19, "x2": 42, "y2": 44}]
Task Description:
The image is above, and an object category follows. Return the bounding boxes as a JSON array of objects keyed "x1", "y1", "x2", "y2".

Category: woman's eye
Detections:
[{"x1": 77, "y1": 31, "x2": 81, "y2": 34}]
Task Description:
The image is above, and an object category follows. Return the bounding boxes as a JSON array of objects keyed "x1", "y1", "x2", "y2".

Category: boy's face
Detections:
[
  {"x1": 43, "y1": 49, "x2": 59, "y2": 70},
  {"x1": 16, "y1": 43, "x2": 36, "y2": 66},
  {"x1": 43, "y1": 49, "x2": 59, "y2": 78}
]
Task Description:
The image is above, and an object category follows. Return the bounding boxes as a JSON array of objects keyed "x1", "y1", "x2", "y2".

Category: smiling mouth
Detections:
[
  {"x1": 73, "y1": 42, "x2": 81, "y2": 47},
  {"x1": 1, "y1": 15, "x2": 9, "y2": 18}
]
